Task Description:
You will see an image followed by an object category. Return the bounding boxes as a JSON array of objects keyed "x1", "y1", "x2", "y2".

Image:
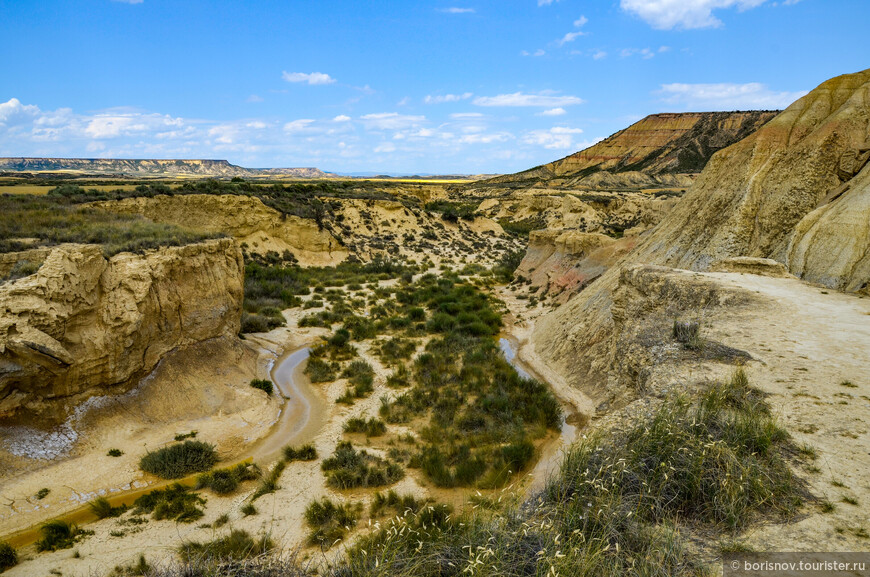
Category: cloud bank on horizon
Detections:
[{"x1": 0, "y1": 0, "x2": 856, "y2": 174}]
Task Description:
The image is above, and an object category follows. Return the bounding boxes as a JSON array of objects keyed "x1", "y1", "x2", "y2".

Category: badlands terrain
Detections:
[{"x1": 0, "y1": 68, "x2": 868, "y2": 576}]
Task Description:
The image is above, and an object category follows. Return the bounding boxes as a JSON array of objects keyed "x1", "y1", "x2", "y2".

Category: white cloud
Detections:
[
  {"x1": 374, "y1": 142, "x2": 396, "y2": 153},
  {"x1": 282, "y1": 71, "x2": 336, "y2": 85},
  {"x1": 450, "y1": 112, "x2": 483, "y2": 118},
  {"x1": 246, "y1": 94, "x2": 264, "y2": 103},
  {"x1": 458, "y1": 132, "x2": 513, "y2": 144},
  {"x1": 659, "y1": 82, "x2": 808, "y2": 109},
  {"x1": 439, "y1": 7, "x2": 475, "y2": 13},
  {"x1": 473, "y1": 92, "x2": 584, "y2": 107},
  {"x1": 246, "y1": 121, "x2": 267, "y2": 129},
  {"x1": 620, "y1": 0, "x2": 768, "y2": 30},
  {"x1": 540, "y1": 107, "x2": 567, "y2": 116},
  {"x1": 521, "y1": 49, "x2": 546, "y2": 57},
  {"x1": 0, "y1": 98, "x2": 39, "y2": 127},
  {"x1": 111, "y1": 0, "x2": 143, "y2": 4},
  {"x1": 559, "y1": 31, "x2": 585, "y2": 45},
  {"x1": 592, "y1": 50, "x2": 608, "y2": 60},
  {"x1": 557, "y1": 15, "x2": 588, "y2": 45},
  {"x1": 283, "y1": 119, "x2": 316, "y2": 133},
  {"x1": 537, "y1": 0, "x2": 559, "y2": 5},
  {"x1": 360, "y1": 112, "x2": 426, "y2": 130},
  {"x1": 333, "y1": 115, "x2": 352, "y2": 122},
  {"x1": 621, "y1": 47, "x2": 656, "y2": 59},
  {"x1": 424, "y1": 92, "x2": 473, "y2": 104},
  {"x1": 523, "y1": 126, "x2": 584, "y2": 149}
]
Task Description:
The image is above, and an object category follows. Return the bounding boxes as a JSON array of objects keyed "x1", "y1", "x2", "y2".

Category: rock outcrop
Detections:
[
  {"x1": 0, "y1": 239, "x2": 244, "y2": 418},
  {"x1": 532, "y1": 68, "x2": 870, "y2": 408},
  {"x1": 94, "y1": 194, "x2": 348, "y2": 266},
  {"x1": 479, "y1": 111, "x2": 779, "y2": 190},
  {"x1": 517, "y1": 230, "x2": 634, "y2": 301}
]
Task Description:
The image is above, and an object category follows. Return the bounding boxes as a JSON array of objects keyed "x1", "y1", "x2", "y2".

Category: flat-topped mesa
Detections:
[
  {"x1": 482, "y1": 110, "x2": 779, "y2": 189},
  {"x1": 0, "y1": 238, "x2": 244, "y2": 419},
  {"x1": 0, "y1": 157, "x2": 334, "y2": 178}
]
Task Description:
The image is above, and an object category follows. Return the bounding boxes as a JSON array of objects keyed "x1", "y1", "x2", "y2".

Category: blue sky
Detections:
[{"x1": 0, "y1": 0, "x2": 866, "y2": 174}]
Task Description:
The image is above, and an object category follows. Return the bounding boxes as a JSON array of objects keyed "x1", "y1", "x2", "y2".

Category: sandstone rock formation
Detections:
[
  {"x1": 479, "y1": 111, "x2": 778, "y2": 190},
  {"x1": 516, "y1": 230, "x2": 634, "y2": 301},
  {"x1": 532, "y1": 68, "x2": 870, "y2": 408},
  {"x1": 0, "y1": 239, "x2": 244, "y2": 418},
  {"x1": 94, "y1": 194, "x2": 348, "y2": 266}
]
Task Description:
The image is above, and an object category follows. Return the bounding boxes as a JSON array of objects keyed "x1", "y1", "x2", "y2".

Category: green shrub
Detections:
[
  {"x1": 173, "y1": 431, "x2": 197, "y2": 441},
  {"x1": 0, "y1": 542, "x2": 17, "y2": 573},
  {"x1": 250, "y1": 379, "x2": 274, "y2": 395},
  {"x1": 133, "y1": 484, "x2": 207, "y2": 523},
  {"x1": 369, "y1": 491, "x2": 426, "y2": 517},
  {"x1": 196, "y1": 463, "x2": 260, "y2": 494},
  {"x1": 178, "y1": 530, "x2": 273, "y2": 562},
  {"x1": 343, "y1": 417, "x2": 387, "y2": 437},
  {"x1": 88, "y1": 497, "x2": 128, "y2": 519},
  {"x1": 36, "y1": 520, "x2": 91, "y2": 552},
  {"x1": 35, "y1": 488, "x2": 50, "y2": 500},
  {"x1": 304, "y1": 497, "x2": 361, "y2": 548},
  {"x1": 284, "y1": 444, "x2": 318, "y2": 461},
  {"x1": 321, "y1": 442, "x2": 404, "y2": 489},
  {"x1": 241, "y1": 503, "x2": 258, "y2": 516},
  {"x1": 139, "y1": 441, "x2": 219, "y2": 479},
  {"x1": 107, "y1": 448, "x2": 124, "y2": 457},
  {"x1": 305, "y1": 357, "x2": 337, "y2": 383},
  {"x1": 251, "y1": 460, "x2": 286, "y2": 501}
]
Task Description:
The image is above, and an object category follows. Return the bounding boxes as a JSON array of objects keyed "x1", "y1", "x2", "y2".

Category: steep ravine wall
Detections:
[
  {"x1": 531, "y1": 68, "x2": 870, "y2": 409},
  {"x1": 0, "y1": 238, "x2": 244, "y2": 418}
]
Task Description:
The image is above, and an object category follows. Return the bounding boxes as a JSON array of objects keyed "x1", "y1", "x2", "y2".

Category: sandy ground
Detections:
[
  {"x1": 511, "y1": 271, "x2": 870, "y2": 553},
  {"x1": 697, "y1": 272, "x2": 870, "y2": 551}
]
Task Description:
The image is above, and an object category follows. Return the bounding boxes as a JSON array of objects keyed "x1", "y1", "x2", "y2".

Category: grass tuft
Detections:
[{"x1": 139, "y1": 440, "x2": 219, "y2": 479}]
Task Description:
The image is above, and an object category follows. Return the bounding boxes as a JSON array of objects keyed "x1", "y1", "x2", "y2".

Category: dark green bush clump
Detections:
[
  {"x1": 305, "y1": 356, "x2": 338, "y2": 383},
  {"x1": 321, "y1": 442, "x2": 404, "y2": 489},
  {"x1": 0, "y1": 542, "x2": 17, "y2": 573},
  {"x1": 250, "y1": 379, "x2": 274, "y2": 395},
  {"x1": 284, "y1": 444, "x2": 318, "y2": 461},
  {"x1": 88, "y1": 497, "x2": 129, "y2": 519},
  {"x1": 133, "y1": 484, "x2": 207, "y2": 523},
  {"x1": 369, "y1": 491, "x2": 428, "y2": 517},
  {"x1": 179, "y1": 530, "x2": 273, "y2": 563},
  {"x1": 304, "y1": 497, "x2": 361, "y2": 548},
  {"x1": 196, "y1": 463, "x2": 261, "y2": 494},
  {"x1": 35, "y1": 488, "x2": 50, "y2": 500},
  {"x1": 107, "y1": 448, "x2": 124, "y2": 457},
  {"x1": 139, "y1": 441, "x2": 219, "y2": 479},
  {"x1": 36, "y1": 520, "x2": 92, "y2": 552},
  {"x1": 343, "y1": 417, "x2": 387, "y2": 437}
]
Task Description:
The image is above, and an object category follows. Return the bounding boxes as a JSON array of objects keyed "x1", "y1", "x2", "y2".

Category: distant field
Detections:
[{"x1": 0, "y1": 185, "x2": 144, "y2": 195}]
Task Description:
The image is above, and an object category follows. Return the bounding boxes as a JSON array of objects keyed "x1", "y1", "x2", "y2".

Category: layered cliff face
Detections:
[
  {"x1": 479, "y1": 111, "x2": 778, "y2": 190},
  {"x1": 0, "y1": 239, "x2": 244, "y2": 418},
  {"x1": 94, "y1": 194, "x2": 348, "y2": 266},
  {"x1": 0, "y1": 157, "x2": 334, "y2": 179},
  {"x1": 516, "y1": 230, "x2": 636, "y2": 302},
  {"x1": 626, "y1": 69, "x2": 870, "y2": 289},
  {"x1": 532, "y1": 68, "x2": 870, "y2": 406}
]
